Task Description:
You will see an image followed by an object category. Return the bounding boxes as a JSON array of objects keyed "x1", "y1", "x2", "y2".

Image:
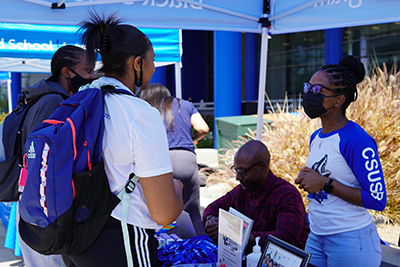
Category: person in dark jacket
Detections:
[
  {"x1": 0, "y1": 45, "x2": 96, "y2": 267},
  {"x1": 21, "y1": 46, "x2": 96, "y2": 143}
]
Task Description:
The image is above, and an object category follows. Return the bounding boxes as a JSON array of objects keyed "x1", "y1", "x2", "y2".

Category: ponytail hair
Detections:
[
  {"x1": 320, "y1": 55, "x2": 365, "y2": 111},
  {"x1": 79, "y1": 11, "x2": 152, "y2": 77}
]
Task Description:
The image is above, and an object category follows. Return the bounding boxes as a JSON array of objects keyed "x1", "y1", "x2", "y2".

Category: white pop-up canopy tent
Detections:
[{"x1": 2, "y1": 0, "x2": 400, "y2": 139}]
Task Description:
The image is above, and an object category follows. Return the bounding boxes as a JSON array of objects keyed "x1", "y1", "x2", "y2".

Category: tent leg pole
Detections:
[
  {"x1": 7, "y1": 75, "x2": 12, "y2": 113},
  {"x1": 256, "y1": 27, "x2": 269, "y2": 140},
  {"x1": 175, "y1": 62, "x2": 182, "y2": 99}
]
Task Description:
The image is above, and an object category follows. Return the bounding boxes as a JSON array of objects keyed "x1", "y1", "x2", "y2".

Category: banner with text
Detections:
[{"x1": 0, "y1": 23, "x2": 181, "y2": 63}]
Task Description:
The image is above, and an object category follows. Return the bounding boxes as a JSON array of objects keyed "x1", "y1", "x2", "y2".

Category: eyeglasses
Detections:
[
  {"x1": 303, "y1": 82, "x2": 339, "y2": 96},
  {"x1": 230, "y1": 160, "x2": 265, "y2": 176}
]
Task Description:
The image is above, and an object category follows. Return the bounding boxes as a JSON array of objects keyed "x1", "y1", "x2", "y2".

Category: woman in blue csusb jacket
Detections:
[{"x1": 295, "y1": 55, "x2": 386, "y2": 267}]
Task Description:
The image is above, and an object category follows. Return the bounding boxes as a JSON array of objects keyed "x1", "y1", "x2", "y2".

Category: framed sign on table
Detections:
[{"x1": 257, "y1": 235, "x2": 311, "y2": 267}]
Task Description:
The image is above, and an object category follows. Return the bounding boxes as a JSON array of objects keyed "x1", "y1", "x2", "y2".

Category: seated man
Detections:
[{"x1": 203, "y1": 140, "x2": 309, "y2": 252}]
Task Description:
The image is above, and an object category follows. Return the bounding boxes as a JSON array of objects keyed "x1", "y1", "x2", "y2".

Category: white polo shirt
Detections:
[{"x1": 81, "y1": 77, "x2": 172, "y2": 230}]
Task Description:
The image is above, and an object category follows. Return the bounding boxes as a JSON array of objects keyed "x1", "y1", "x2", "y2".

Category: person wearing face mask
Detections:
[
  {"x1": 61, "y1": 12, "x2": 183, "y2": 267},
  {"x1": 295, "y1": 55, "x2": 387, "y2": 267},
  {"x1": 20, "y1": 45, "x2": 96, "y2": 146},
  {"x1": 66, "y1": 67, "x2": 96, "y2": 95},
  {"x1": 0, "y1": 45, "x2": 96, "y2": 267}
]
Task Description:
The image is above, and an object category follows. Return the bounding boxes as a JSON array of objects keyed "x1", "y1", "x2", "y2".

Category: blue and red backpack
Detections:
[{"x1": 19, "y1": 86, "x2": 135, "y2": 255}]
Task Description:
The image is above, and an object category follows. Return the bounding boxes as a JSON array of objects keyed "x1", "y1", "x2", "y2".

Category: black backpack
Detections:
[{"x1": 0, "y1": 92, "x2": 65, "y2": 202}]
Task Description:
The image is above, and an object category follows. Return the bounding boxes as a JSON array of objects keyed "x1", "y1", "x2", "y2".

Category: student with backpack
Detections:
[
  {"x1": 0, "y1": 45, "x2": 96, "y2": 267},
  {"x1": 56, "y1": 12, "x2": 184, "y2": 267}
]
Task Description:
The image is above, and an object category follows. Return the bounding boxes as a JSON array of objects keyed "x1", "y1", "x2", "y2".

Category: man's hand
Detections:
[
  {"x1": 204, "y1": 216, "x2": 219, "y2": 242},
  {"x1": 247, "y1": 232, "x2": 255, "y2": 247}
]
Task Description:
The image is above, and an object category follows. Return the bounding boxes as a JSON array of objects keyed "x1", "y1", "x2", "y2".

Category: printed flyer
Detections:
[
  {"x1": 217, "y1": 209, "x2": 243, "y2": 267},
  {"x1": 229, "y1": 207, "x2": 254, "y2": 257}
]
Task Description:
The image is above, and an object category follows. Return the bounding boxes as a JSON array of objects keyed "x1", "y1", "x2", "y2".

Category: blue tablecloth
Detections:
[{"x1": 1, "y1": 202, "x2": 22, "y2": 256}]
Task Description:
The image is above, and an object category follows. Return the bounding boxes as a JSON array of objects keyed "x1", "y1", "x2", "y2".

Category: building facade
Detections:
[{"x1": 179, "y1": 21, "x2": 400, "y2": 104}]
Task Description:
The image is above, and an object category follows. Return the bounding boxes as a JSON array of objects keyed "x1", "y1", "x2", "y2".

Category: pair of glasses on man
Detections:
[
  {"x1": 230, "y1": 160, "x2": 265, "y2": 176},
  {"x1": 303, "y1": 82, "x2": 340, "y2": 96}
]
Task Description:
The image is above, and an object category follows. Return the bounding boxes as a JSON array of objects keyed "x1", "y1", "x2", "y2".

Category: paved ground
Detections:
[{"x1": 0, "y1": 222, "x2": 24, "y2": 267}]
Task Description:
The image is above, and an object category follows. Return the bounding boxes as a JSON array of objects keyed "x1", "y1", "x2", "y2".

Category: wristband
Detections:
[{"x1": 206, "y1": 215, "x2": 215, "y2": 221}]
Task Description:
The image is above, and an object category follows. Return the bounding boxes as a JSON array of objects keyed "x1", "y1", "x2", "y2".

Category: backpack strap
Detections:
[
  {"x1": 16, "y1": 92, "x2": 68, "y2": 160},
  {"x1": 101, "y1": 84, "x2": 138, "y2": 267},
  {"x1": 17, "y1": 92, "x2": 25, "y2": 105},
  {"x1": 117, "y1": 173, "x2": 140, "y2": 267},
  {"x1": 3, "y1": 91, "x2": 57, "y2": 163},
  {"x1": 100, "y1": 85, "x2": 136, "y2": 97}
]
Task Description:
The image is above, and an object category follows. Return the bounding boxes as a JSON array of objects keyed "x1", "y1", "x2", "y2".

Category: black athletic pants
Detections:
[{"x1": 62, "y1": 216, "x2": 160, "y2": 267}]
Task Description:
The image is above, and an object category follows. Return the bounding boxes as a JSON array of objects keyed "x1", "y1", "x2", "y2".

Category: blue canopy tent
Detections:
[{"x1": 1, "y1": 0, "x2": 400, "y2": 139}]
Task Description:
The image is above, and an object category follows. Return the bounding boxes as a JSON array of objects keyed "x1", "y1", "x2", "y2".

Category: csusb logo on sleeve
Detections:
[{"x1": 362, "y1": 147, "x2": 384, "y2": 201}]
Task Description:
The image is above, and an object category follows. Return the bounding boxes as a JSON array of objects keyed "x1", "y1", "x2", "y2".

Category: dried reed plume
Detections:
[{"x1": 0, "y1": 112, "x2": 6, "y2": 123}]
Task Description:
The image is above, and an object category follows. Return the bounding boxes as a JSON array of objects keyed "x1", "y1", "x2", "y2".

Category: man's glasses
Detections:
[
  {"x1": 230, "y1": 160, "x2": 265, "y2": 176},
  {"x1": 303, "y1": 82, "x2": 339, "y2": 96}
]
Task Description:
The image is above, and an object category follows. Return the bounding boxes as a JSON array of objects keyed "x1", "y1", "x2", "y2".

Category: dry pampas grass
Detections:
[
  {"x1": 206, "y1": 64, "x2": 400, "y2": 224},
  {"x1": 0, "y1": 112, "x2": 6, "y2": 123}
]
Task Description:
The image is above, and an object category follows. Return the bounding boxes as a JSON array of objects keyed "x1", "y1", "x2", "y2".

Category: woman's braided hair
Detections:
[
  {"x1": 320, "y1": 55, "x2": 365, "y2": 111},
  {"x1": 48, "y1": 45, "x2": 86, "y2": 82}
]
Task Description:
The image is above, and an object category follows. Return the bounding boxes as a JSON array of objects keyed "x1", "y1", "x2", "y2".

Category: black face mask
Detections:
[
  {"x1": 303, "y1": 91, "x2": 336, "y2": 119},
  {"x1": 67, "y1": 68, "x2": 95, "y2": 93}
]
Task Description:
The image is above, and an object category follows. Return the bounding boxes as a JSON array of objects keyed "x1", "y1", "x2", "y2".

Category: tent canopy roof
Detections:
[
  {"x1": 0, "y1": 0, "x2": 264, "y2": 33},
  {"x1": 2, "y1": 1, "x2": 400, "y2": 35}
]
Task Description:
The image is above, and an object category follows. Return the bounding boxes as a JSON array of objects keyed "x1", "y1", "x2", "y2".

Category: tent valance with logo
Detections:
[{"x1": 0, "y1": 22, "x2": 181, "y2": 73}]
